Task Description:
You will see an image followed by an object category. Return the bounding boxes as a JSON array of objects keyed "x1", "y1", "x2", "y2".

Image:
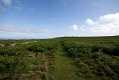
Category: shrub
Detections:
[
  {"x1": 61, "y1": 41, "x2": 92, "y2": 58},
  {"x1": 0, "y1": 48, "x2": 17, "y2": 56},
  {"x1": 28, "y1": 45, "x2": 47, "y2": 53},
  {"x1": 102, "y1": 45, "x2": 119, "y2": 56}
]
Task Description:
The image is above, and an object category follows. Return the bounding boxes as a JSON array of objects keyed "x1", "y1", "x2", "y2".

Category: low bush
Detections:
[{"x1": 0, "y1": 48, "x2": 17, "y2": 56}]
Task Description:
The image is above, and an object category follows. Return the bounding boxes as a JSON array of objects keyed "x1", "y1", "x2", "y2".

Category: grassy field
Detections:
[{"x1": 0, "y1": 36, "x2": 119, "y2": 80}]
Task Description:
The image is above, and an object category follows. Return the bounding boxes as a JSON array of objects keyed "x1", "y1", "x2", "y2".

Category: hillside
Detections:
[{"x1": 0, "y1": 36, "x2": 119, "y2": 80}]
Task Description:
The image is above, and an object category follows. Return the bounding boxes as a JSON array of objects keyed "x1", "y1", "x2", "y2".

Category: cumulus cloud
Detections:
[
  {"x1": 86, "y1": 18, "x2": 95, "y2": 25},
  {"x1": 71, "y1": 24, "x2": 79, "y2": 31},
  {"x1": 71, "y1": 12, "x2": 119, "y2": 36}
]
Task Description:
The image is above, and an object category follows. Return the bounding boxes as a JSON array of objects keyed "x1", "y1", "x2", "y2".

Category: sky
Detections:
[{"x1": 0, "y1": 0, "x2": 119, "y2": 39}]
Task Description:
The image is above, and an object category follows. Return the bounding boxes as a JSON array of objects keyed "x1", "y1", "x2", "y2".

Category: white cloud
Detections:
[
  {"x1": 86, "y1": 18, "x2": 94, "y2": 25},
  {"x1": 0, "y1": 24, "x2": 48, "y2": 33},
  {"x1": 0, "y1": 0, "x2": 23, "y2": 12},
  {"x1": 1, "y1": 12, "x2": 119, "y2": 39},
  {"x1": 1, "y1": 0, "x2": 12, "y2": 7},
  {"x1": 0, "y1": 24, "x2": 50, "y2": 39},
  {"x1": 71, "y1": 24, "x2": 79, "y2": 31},
  {"x1": 71, "y1": 12, "x2": 119, "y2": 36}
]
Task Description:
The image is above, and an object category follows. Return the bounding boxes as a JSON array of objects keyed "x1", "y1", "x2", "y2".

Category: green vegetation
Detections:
[{"x1": 0, "y1": 36, "x2": 119, "y2": 80}]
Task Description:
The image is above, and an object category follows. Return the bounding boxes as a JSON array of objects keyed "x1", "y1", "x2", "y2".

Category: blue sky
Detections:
[{"x1": 0, "y1": 0, "x2": 119, "y2": 39}]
